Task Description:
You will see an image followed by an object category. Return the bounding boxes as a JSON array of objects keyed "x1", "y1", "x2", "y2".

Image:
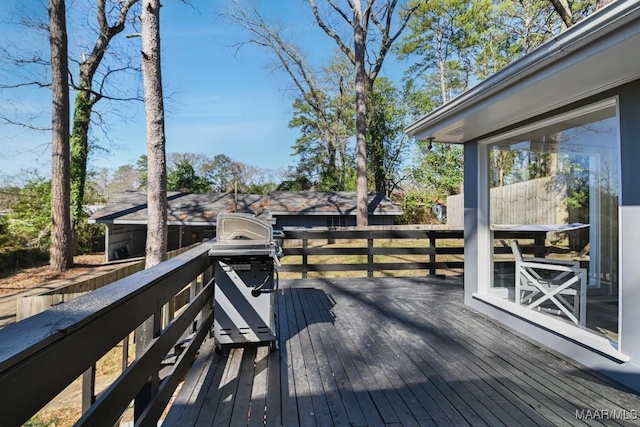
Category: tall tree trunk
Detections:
[
  {"x1": 49, "y1": 0, "x2": 73, "y2": 271},
  {"x1": 69, "y1": 0, "x2": 139, "y2": 253},
  {"x1": 353, "y1": 0, "x2": 368, "y2": 226},
  {"x1": 141, "y1": 0, "x2": 167, "y2": 268},
  {"x1": 70, "y1": 74, "x2": 92, "y2": 250}
]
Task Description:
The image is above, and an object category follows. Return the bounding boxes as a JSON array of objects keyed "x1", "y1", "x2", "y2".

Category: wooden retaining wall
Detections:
[{"x1": 16, "y1": 245, "x2": 197, "y2": 321}]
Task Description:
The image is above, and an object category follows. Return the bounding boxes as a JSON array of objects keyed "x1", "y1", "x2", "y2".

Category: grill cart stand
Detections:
[{"x1": 208, "y1": 213, "x2": 282, "y2": 352}]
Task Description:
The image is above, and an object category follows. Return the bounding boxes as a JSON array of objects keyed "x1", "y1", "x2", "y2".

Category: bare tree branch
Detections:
[
  {"x1": 223, "y1": 1, "x2": 326, "y2": 119},
  {"x1": 0, "y1": 116, "x2": 51, "y2": 131},
  {"x1": 549, "y1": 0, "x2": 574, "y2": 29},
  {"x1": 308, "y1": 0, "x2": 355, "y2": 64}
]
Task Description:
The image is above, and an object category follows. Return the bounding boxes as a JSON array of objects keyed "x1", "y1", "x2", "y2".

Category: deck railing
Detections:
[
  {"x1": 277, "y1": 227, "x2": 545, "y2": 278},
  {"x1": 278, "y1": 228, "x2": 463, "y2": 277},
  {"x1": 0, "y1": 227, "x2": 546, "y2": 426},
  {"x1": 0, "y1": 241, "x2": 216, "y2": 427}
]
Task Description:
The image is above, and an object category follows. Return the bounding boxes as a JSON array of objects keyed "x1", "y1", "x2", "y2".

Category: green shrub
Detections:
[{"x1": 0, "y1": 247, "x2": 49, "y2": 273}]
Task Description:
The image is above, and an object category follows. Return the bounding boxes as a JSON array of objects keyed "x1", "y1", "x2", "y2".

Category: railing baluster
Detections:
[
  {"x1": 302, "y1": 235, "x2": 308, "y2": 279},
  {"x1": 190, "y1": 277, "x2": 198, "y2": 331},
  {"x1": 429, "y1": 233, "x2": 437, "y2": 276},
  {"x1": 367, "y1": 238, "x2": 374, "y2": 278},
  {"x1": 134, "y1": 310, "x2": 161, "y2": 422},
  {"x1": 82, "y1": 364, "x2": 96, "y2": 414},
  {"x1": 122, "y1": 334, "x2": 130, "y2": 372}
]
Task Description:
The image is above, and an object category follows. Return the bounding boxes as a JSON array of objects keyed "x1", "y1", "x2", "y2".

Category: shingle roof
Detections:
[
  {"x1": 268, "y1": 191, "x2": 403, "y2": 216},
  {"x1": 89, "y1": 191, "x2": 402, "y2": 225},
  {"x1": 88, "y1": 192, "x2": 269, "y2": 225}
]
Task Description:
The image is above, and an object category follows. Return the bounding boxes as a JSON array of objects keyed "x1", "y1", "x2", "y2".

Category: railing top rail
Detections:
[
  {"x1": 0, "y1": 241, "x2": 215, "y2": 372},
  {"x1": 281, "y1": 225, "x2": 456, "y2": 231},
  {"x1": 281, "y1": 227, "x2": 464, "y2": 239}
]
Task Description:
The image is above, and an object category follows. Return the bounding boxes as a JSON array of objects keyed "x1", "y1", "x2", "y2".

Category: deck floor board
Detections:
[{"x1": 165, "y1": 277, "x2": 640, "y2": 427}]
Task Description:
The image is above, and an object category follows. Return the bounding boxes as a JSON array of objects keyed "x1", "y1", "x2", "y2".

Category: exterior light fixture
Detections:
[{"x1": 422, "y1": 136, "x2": 435, "y2": 156}]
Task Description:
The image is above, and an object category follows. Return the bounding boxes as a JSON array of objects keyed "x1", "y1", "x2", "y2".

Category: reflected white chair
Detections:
[{"x1": 511, "y1": 241, "x2": 587, "y2": 326}]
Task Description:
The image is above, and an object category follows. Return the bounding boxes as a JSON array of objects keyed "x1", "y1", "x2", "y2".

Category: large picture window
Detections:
[{"x1": 485, "y1": 100, "x2": 619, "y2": 342}]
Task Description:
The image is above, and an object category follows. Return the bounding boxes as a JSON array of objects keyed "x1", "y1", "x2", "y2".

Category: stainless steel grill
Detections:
[{"x1": 208, "y1": 213, "x2": 281, "y2": 352}]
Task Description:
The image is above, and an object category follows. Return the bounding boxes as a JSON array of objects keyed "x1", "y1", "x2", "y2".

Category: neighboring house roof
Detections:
[
  {"x1": 88, "y1": 191, "x2": 403, "y2": 225},
  {"x1": 88, "y1": 192, "x2": 269, "y2": 225},
  {"x1": 405, "y1": 1, "x2": 640, "y2": 144},
  {"x1": 268, "y1": 191, "x2": 403, "y2": 216}
]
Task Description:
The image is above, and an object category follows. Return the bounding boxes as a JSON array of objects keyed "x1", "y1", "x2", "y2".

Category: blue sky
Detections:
[{"x1": 0, "y1": 0, "x2": 409, "y2": 181}]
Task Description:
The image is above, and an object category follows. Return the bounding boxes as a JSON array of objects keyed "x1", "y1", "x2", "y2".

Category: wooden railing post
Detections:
[
  {"x1": 134, "y1": 310, "x2": 161, "y2": 422},
  {"x1": 367, "y1": 238, "x2": 374, "y2": 278},
  {"x1": 534, "y1": 232, "x2": 546, "y2": 258},
  {"x1": 122, "y1": 334, "x2": 130, "y2": 372},
  {"x1": 202, "y1": 265, "x2": 214, "y2": 337},
  {"x1": 429, "y1": 233, "x2": 437, "y2": 276},
  {"x1": 82, "y1": 365, "x2": 96, "y2": 414},
  {"x1": 190, "y1": 277, "x2": 199, "y2": 332},
  {"x1": 302, "y1": 235, "x2": 308, "y2": 279}
]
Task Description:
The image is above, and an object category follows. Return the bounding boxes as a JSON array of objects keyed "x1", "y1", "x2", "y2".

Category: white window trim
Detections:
[
  {"x1": 475, "y1": 97, "x2": 622, "y2": 356},
  {"x1": 472, "y1": 292, "x2": 628, "y2": 362}
]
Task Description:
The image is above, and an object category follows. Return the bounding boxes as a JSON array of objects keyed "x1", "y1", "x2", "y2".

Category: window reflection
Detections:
[{"x1": 488, "y1": 103, "x2": 618, "y2": 342}]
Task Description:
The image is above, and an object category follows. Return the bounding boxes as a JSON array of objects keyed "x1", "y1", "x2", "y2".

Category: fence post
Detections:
[
  {"x1": 429, "y1": 233, "x2": 437, "y2": 276},
  {"x1": 302, "y1": 235, "x2": 308, "y2": 279},
  {"x1": 367, "y1": 238, "x2": 374, "y2": 278}
]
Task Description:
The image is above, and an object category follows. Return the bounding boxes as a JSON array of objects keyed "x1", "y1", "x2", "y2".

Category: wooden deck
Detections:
[{"x1": 164, "y1": 277, "x2": 640, "y2": 427}]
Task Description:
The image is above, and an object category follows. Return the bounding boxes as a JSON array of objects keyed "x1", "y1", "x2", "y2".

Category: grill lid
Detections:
[
  {"x1": 215, "y1": 213, "x2": 272, "y2": 244},
  {"x1": 209, "y1": 213, "x2": 281, "y2": 264}
]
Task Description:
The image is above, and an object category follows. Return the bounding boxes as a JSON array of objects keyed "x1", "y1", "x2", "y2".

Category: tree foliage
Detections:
[
  {"x1": 288, "y1": 58, "x2": 356, "y2": 191},
  {"x1": 411, "y1": 142, "x2": 464, "y2": 197},
  {"x1": 3, "y1": 176, "x2": 52, "y2": 249},
  {"x1": 397, "y1": 0, "x2": 594, "y2": 206},
  {"x1": 0, "y1": 172, "x2": 103, "y2": 253},
  {"x1": 366, "y1": 78, "x2": 411, "y2": 196},
  {"x1": 203, "y1": 154, "x2": 236, "y2": 192},
  {"x1": 69, "y1": 0, "x2": 141, "y2": 245},
  {"x1": 0, "y1": 1, "x2": 142, "y2": 255},
  {"x1": 394, "y1": 189, "x2": 442, "y2": 225},
  {"x1": 306, "y1": 0, "x2": 417, "y2": 225},
  {"x1": 167, "y1": 158, "x2": 210, "y2": 192}
]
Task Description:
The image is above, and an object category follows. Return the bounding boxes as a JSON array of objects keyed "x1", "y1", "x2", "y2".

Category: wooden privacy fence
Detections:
[
  {"x1": 16, "y1": 244, "x2": 198, "y2": 321},
  {"x1": 447, "y1": 176, "x2": 569, "y2": 230},
  {"x1": 0, "y1": 242, "x2": 216, "y2": 427}
]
